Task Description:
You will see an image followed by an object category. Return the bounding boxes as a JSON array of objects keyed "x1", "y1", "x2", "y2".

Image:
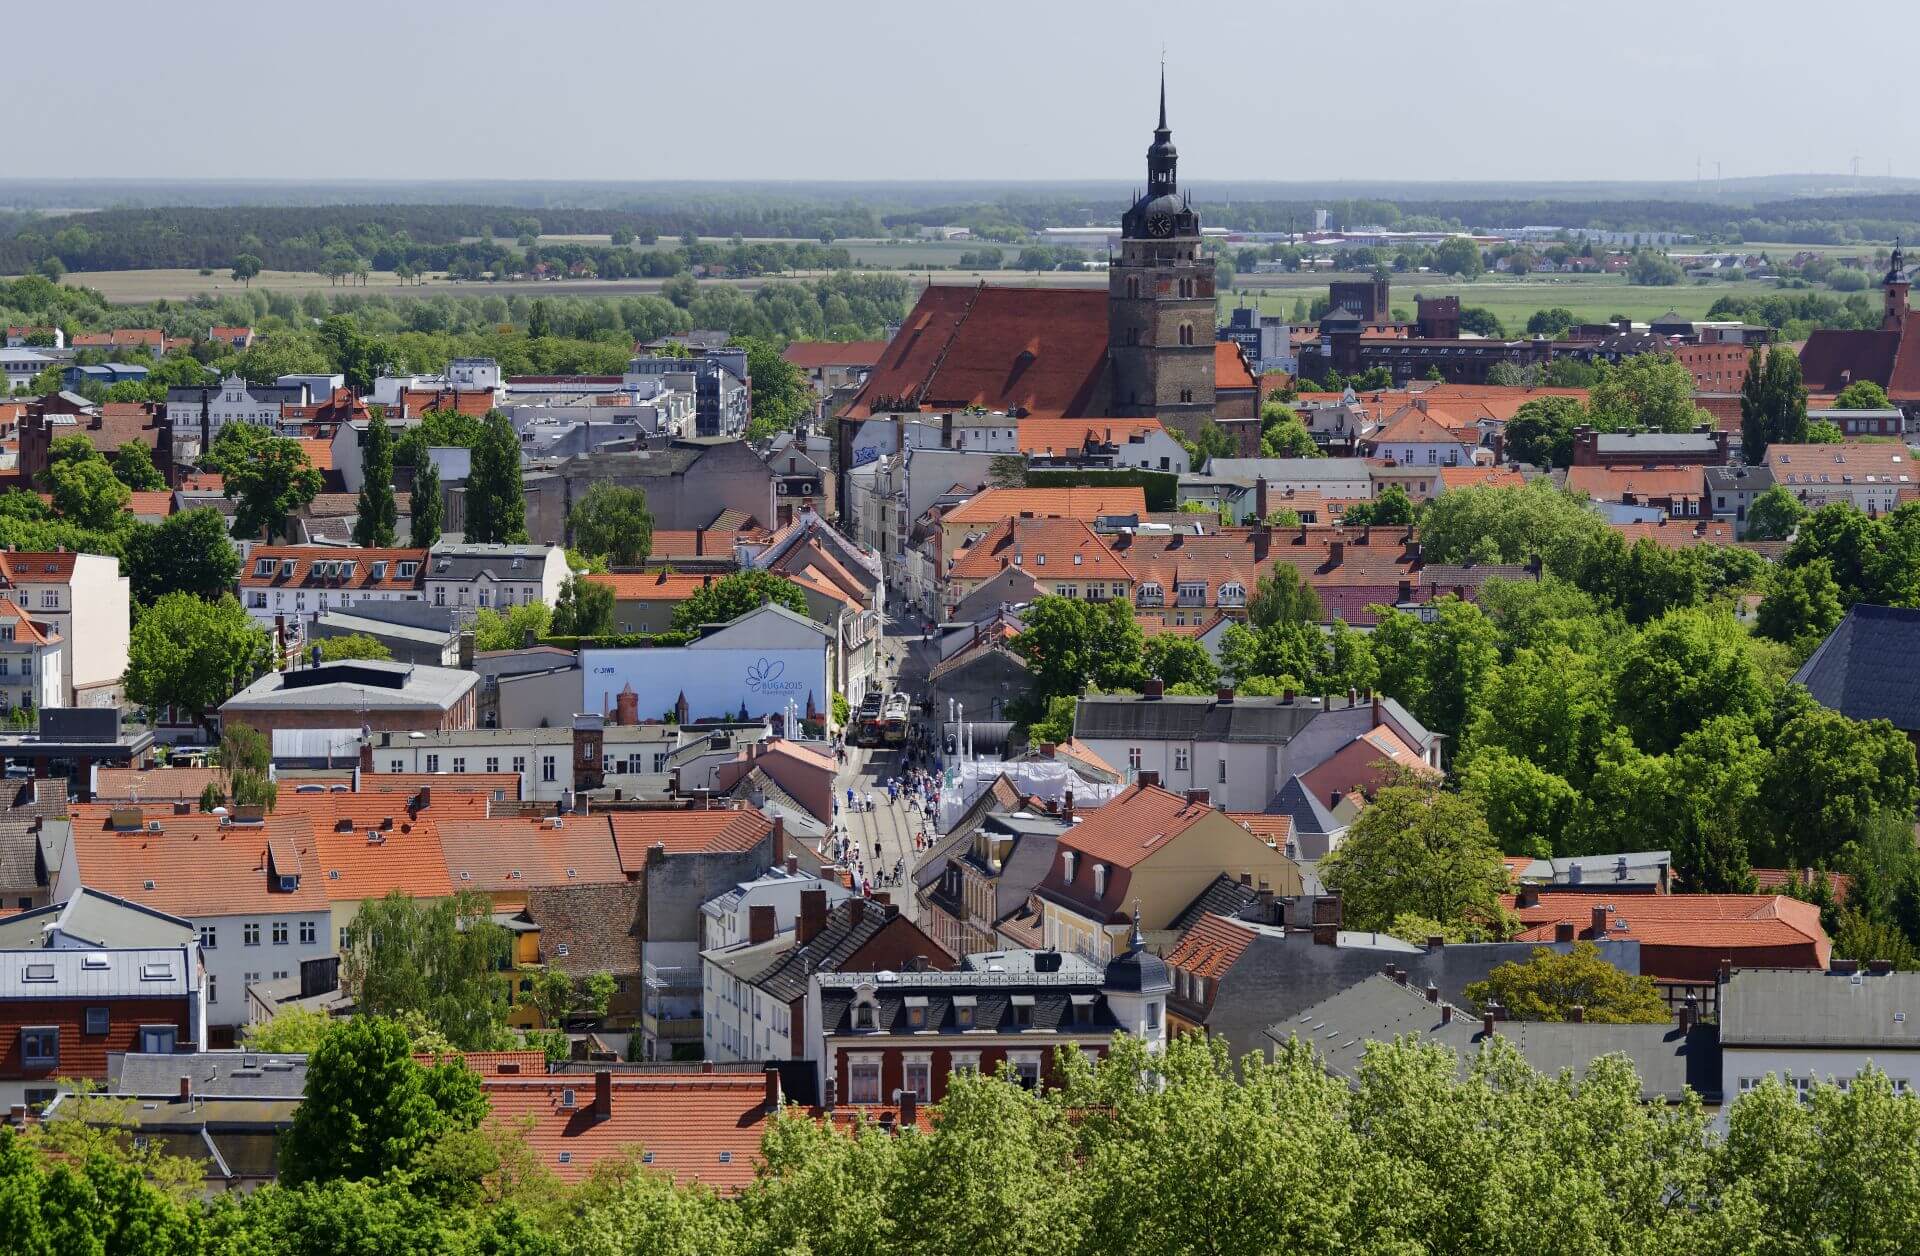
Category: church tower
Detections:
[
  {"x1": 1884, "y1": 238, "x2": 1909, "y2": 334},
  {"x1": 1108, "y1": 70, "x2": 1216, "y2": 436}
]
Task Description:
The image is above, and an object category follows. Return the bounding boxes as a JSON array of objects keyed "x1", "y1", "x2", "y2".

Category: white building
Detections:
[
  {"x1": 0, "y1": 599, "x2": 64, "y2": 713},
  {"x1": 700, "y1": 879, "x2": 850, "y2": 1065},
  {"x1": 1719, "y1": 965, "x2": 1920, "y2": 1114},
  {"x1": 0, "y1": 348, "x2": 64, "y2": 392},
  {"x1": 237, "y1": 546, "x2": 427, "y2": 638},
  {"x1": 423, "y1": 543, "x2": 569, "y2": 613},
  {"x1": 1764, "y1": 443, "x2": 1912, "y2": 515},
  {"x1": 165, "y1": 375, "x2": 311, "y2": 440},
  {"x1": 362, "y1": 722, "x2": 686, "y2": 804},
  {"x1": 0, "y1": 552, "x2": 128, "y2": 708}
]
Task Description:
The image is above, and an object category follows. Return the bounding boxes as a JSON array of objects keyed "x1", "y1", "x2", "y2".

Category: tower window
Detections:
[
  {"x1": 1179, "y1": 323, "x2": 1193, "y2": 346},
  {"x1": 1127, "y1": 277, "x2": 1140, "y2": 299},
  {"x1": 1181, "y1": 389, "x2": 1193, "y2": 403}
]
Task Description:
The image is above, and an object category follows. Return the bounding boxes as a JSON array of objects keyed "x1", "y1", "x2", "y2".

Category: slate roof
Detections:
[
  {"x1": 742, "y1": 900, "x2": 920, "y2": 1004},
  {"x1": 817, "y1": 953, "x2": 1119, "y2": 1037},
  {"x1": 1075, "y1": 693, "x2": 1329, "y2": 744},
  {"x1": 1720, "y1": 967, "x2": 1920, "y2": 1047},
  {"x1": 1167, "y1": 881, "x2": 1263, "y2": 936},
  {"x1": 1269, "y1": 974, "x2": 1719, "y2": 1102},
  {"x1": 110, "y1": 1051, "x2": 308, "y2": 1098},
  {"x1": 0, "y1": 778, "x2": 65, "y2": 893},
  {"x1": 1794, "y1": 603, "x2": 1920, "y2": 731}
]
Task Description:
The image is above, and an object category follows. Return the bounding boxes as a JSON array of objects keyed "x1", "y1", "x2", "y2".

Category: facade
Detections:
[
  {"x1": 1810, "y1": 407, "x2": 1905, "y2": 438},
  {"x1": 521, "y1": 441, "x2": 777, "y2": 543},
  {"x1": 238, "y1": 546, "x2": 427, "y2": 638},
  {"x1": 166, "y1": 377, "x2": 309, "y2": 443},
  {"x1": 698, "y1": 866, "x2": 852, "y2": 1061},
  {"x1": 362, "y1": 722, "x2": 685, "y2": 803},
  {"x1": 807, "y1": 938, "x2": 1170, "y2": 1105},
  {"x1": 1107, "y1": 76, "x2": 1216, "y2": 438},
  {"x1": 423, "y1": 543, "x2": 569, "y2": 614},
  {"x1": 0, "y1": 552, "x2": 129, "y2": 708},
  {"x1": 1720, "y1": 965, "x2": 1920, "y2": 1104},
  {"x1": 1705, "y1": 464, "x2": 1776, "y2": 537},
  {"x1": 0, "y1": 600, "x2": 63, "y2": 714},
  {"x1": 1764, "y1": 442, "x2": 1913, "y2": 512}
]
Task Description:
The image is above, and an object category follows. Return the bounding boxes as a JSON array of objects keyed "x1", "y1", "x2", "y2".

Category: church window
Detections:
[
  {"x1": 1180, "y1": 389, "x2": 1193, "y2": 403},
  {"x1": 1178, "y1": 324, "x2": 1193, "y2": 346},
  {"x1": 1127, "y1": 277, "x2": 1140, "y2": 299}
]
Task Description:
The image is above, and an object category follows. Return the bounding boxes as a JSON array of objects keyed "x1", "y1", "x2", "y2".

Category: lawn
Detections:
[
  {"x1": 1228, "y1": 272, "x2": 1759, "y2": 332},
  {"x1": 40, "y1": 268, "x2": 448, "y2": 303}
]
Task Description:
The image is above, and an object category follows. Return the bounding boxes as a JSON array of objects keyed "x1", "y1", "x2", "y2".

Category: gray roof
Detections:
[
  {"x1": 1267, "y1": 974, "x2": 1717, "y2": 1102},
  {"x1": 1514, "y1": 850, "x2": 1673, "y2": 891},
  {"x1": 1793, "y1": 604, "x2": 1920, "y2": 732},
  {"x1": 0, "y1": 888, "x2": 196, "y2": 950},
  {"x1": 738, "y1": 900, "x2": 915, "y2": 1003},
  {"x1": 1704, "y1": 464, "x2": 1775, "y2": 493},
  {"x1": 110, "y1": 1050, "x2": 308, "y2": 1098},
  {"x1": 1721, "y1": 967, "x2": 1920, "y2": 1048},
  {"x1": 1271, "y1": 775, "x2": 1341, "y2": 839},
  {"x1": 311, "y1": 611, "x2": 454, "y2": 647},
  {"x1": 0, "y1": 946, "x2": 193, "y2": 999},
  {"x1": 425, "y1": 543, "x2": 560, "y2": 582},
  {"x1": 1076, "y1": 694, "x2": 1323, "y2": 744},
  {"x1": 1594, "y1": 432, "x2": 1720, "y2": 454},
  {"x1": 0, "y1": 778, "x2": 64, "y2": 893},
  {"x1": 222, "y1": 659, "x2": 478, "y2": 713},
  {"x1": 1206, "y1": 458, "x2": 1373, "y2": 484}
]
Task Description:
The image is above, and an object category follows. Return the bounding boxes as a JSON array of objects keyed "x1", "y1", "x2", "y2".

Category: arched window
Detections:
[
  {"x1": 1179, "y1": 323, "x2": 1193, "y2": 346},
  {"x1": 1127, "y1": 277, "x2": 1140, "y2": 299}
]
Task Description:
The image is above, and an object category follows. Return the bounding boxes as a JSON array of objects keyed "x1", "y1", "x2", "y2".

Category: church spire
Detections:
[
  {"x1": 1146, "y1": 64, "x2": 1177, "y2": 196},
  {"x1": 1157, "y1": 62, "x2": 1167, "y2": 133}
]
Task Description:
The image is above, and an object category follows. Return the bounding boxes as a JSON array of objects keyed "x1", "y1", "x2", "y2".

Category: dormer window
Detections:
[
  {"x1": 1035, "y1": 553, "x2": 1046, "y2": 566},
  {"x1": 905, "y1": 996, "x2": 928, "y2": 1030},
  {"x1": 954, "y1": 995, "x2": 976, "y2": 1029},
  {"x1": 398, "y1": 562, "x2": 418, "y2": 579},
  {"x1": 1008, "y1": 995, "x2": 1034, "y2": 1028},
  {"x1": 1093, "y1": 864, "x2": 1107, "y2": 898},
  {"x1": 1062, "y1": 851, "x2": 1076, "y2": 881},
  {"x1": 371, "y1": 561, "x2": 387, "y2": 580},
  {"x1": 254, "y1": 558, "x2": 274, "y2": 577}
]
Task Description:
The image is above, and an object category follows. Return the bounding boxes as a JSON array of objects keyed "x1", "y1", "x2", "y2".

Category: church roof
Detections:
[{"x1": 845, "y1": 285, "x2": 1110, "y2": 420}]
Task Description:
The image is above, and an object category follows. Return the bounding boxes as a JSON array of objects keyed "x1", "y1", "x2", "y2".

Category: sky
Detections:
[{"x1": 13, "y1": 0, "x2": 1917, "y2": 186}]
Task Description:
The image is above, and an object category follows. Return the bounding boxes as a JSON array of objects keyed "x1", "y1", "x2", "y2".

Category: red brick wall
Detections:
[
  {"x1": 1643, "y1": 943, "x2": 1824, "y2": 983},
  {"x1": 1, "y1": 996, "x2": 193, "y2": 1084}
]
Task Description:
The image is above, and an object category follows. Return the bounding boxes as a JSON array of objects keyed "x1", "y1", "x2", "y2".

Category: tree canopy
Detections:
[
  {"x1": 669, "y1": 569, "x2": 810, "y2": 632},
  {"x1": 567, "y1": 482, "x2": 654, "y2": 567},
  {"x1": 1465, "y1": 941, "x2": 1670, "y2": 1023}
]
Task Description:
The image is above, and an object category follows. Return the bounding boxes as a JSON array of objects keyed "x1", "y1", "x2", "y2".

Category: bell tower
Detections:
[
  {"x1": 1884, "y1": 238, "x2": 1909, "y2": 334},
  {"x1": 1108, "y1": 68, "x2": 1216, "y2": 437}
]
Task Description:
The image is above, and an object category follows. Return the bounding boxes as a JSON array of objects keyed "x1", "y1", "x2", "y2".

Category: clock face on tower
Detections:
[{"x1": 1147, "y1": 213, "x2": 1176, "y2": 238}]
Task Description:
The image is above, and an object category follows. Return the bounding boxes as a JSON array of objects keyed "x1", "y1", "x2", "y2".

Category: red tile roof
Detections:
[
  {"x1": 1371, "y1": 407, "x2": 1477, "y2": 449},
  {"x1": 1226, "y1": 812, "x2": 1294, "y2": 844},
  {"x1": 1764, "y1": 442, "x2": 1917, "y2": 488},
  {"x1": 1609, "y1": 520, "x2": 1738, "y2": 549},
  {"x1": 436, "y1": 816, "x2": 624, "y2": 890},
  {"x1": 0, "y1": 598, "x2": 56, "y2": 646},
  {"x1": 1166, "y1": 912, "x2": 1260, "y2": 981},
  {"x1": 1016, "y1": 418, "x2": 1169, "y2": 456},
  {"x1": 239, "y1": 546, "x2": 427, "y2": 592},
  {"x1": 1215, "y1": 341, "x2": 1257, "y2": 391},
  {"x1": 943, "y1": 486, "x2": 1148, "y2": 527},
  {"x1": 482, "y1": 1073, "x2": 774, "y2": 1188},
  {"x1": 1437, "y1": 466, "x2": 1525, "y2": 491},
  {"x1": 399, "y1": 389, "x2": 495, "y2": 419},
  {"x1": 948, "y1": 517, "x2": 1133, "y2": 583},
  {"x1": 1799, "y1": 327, "x2": 1903, "y2": 397},
  {"x1": 608, "y1": 806, "x2": 773, "y2": 870},
  {"x1": 66, "y1": 805, "x2": 332, "y2": 918},
  {"x1": 1506, "y1": 892, "x2": 1830, "y2": 956},
  {"x1": 1055, "y1": 782, "x2": 1216, "y2": 870},
  {"x1": 92, "y1": 767, "x2": 221, "y2": 801},
  {"x1": 1750, "y1": 868, "x2": 1853, "y2": 905},
  {"x1": 1297, "y1": 725, "x2": 1437, "y2": 807},
  {"x1": 846, "y1": 285, "x2": 1110, "y2": 420},
  {"x1": 1565, "y1": 464, "x2": 1705, "y2": 502},
  {"x1": 781, "y1": 340, "x2": 887, "y2": 370},
  {"x1": 417, "y1": 1050, "x2": 548, "y2": 1076},
  {"x1": 127, "y1": 490, "x2": 174, "y2": 518},
  {"x1": 294, "y1": 438, "x2": 334, "y2": 471},
  {"x1": 589, "y1": 571, "x2": 716, "y2": 602}
]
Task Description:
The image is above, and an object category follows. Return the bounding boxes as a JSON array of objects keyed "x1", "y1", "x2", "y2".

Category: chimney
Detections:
[
  {"x1": 771, "y1": 816, "x2": 786, "y2": 869},
  {"x1": 701, "y1": 1061, "x2": 715, "y2": 1074},
  {"x1": 1137, "y1": 770, "x2": 1161, "y2": 788},
  {"x1": 1311, "y1": 923, "x2": 1337, "y2": 945},
  {"x1": 1255, "y1": 476, "x2": 1270, "y2": 524},
  {"x1": 1039, "y1": 743, "x2": 1056, "y2": 759},
  {"x1": 1678, "y1": 995, "x2": 1697, "y2": 1035},
  {"x1": 1554, "y1": 921, "x2": 1575, "y2": 944},
  {"x1": 1424, "y1": 980, "x2": 1438, "y2": 1003},
  {"x1": 785, "y1": 854, "x2": 799, "y2": 876},
  {"x1": 749, "y1": 903, "x2": 777, "y2": 945},
  {"x1": 1062, "y1": 789, "x2": 1074, "y2": 823},
  {"x1": 899, "y1": 1089, "x2": 918, "y2": 1128},
  {"x1": 764, "y1": 1065, "x2": 782, "y2": 1111},
  {"x1": 1567, "y1": 1005, "x2": 1585, "y2": 1023},
  {"x1": 416, "y1": 786, "x2": 432, "y2": 811},
  {"x1": 593, "y1": 1069, "x2": 612, "y2": 1120},
  {"x1": 178, "y1": 1076, "x2": 193, "y2": 1104},
  {"x1": 1426, "y1": 935, "x2": 1444, "y2": 951},
  {"x1": 1393, "y1": 968, "x2": 1409, "y2": 987},
  {"x1": 848, "y1": 898, "x2": 866, "y2": 927},
  {"x1": 789, "y1": 886, "x2": 825, "y2": 944},
  {"x1": 1517, "y1": 885, "x2": 1539, "y2": 909},
  {"x1": 1347, "y1": 686, "x2": 1358, "y2": 708},
  {"x1": 1590, "y1": 905, "x2": 1607, "y2": 939},
  {"x1": 824, "y1": 1078, "x2": 838, "y2": 1111},
  {"x1": 1718, "y1": 958, "x2": 1732, "y2": 986},
  {"x1": 1481, "y1": 1011, "x2": 1496, "y2": 1038},
  {"x1": 1870, "y1": 959, "x2": 1895, "y2": 975},
  {"x1": 1216, "y1": 686, "x2": 1235, "y2": 705},
  {"x1": 1440, "y1": 1004, "x2": 1453, "y2": 1025},
  {"x1": 1328, "y1": 540, "x2": 1344, "y2": 566},
  {"x1": 359, "y1": 740, "x2": 373, "y2": 773},
  {"x1": 1184, "y1": 788, "x2": 1210, "y2": 807},
  {"x1": 1143, "y1": 677, "x2": 1165, "y2": 699}
]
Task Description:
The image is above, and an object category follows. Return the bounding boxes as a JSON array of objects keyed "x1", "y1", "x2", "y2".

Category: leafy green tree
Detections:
[
  {"x1": 1758, "y1": 692, "x2": 1918, "y2": 867},
  {"x1": 1614, "y1": 609, "x2": 1770, "y2": 754},
  {"x1": 1319, "y1": 772, "x2": 1511, "y2": 933},
  {"x1": 49, "y1": 454, "x2": 130, "y2": 529},
  {"x1": 1587, "y1": 353, "x2": 1707, "y2": 432},
  {"x1": 462, "y1": 413, "x2": 527, "y2": 544},
  {"x1": 1141, "y1": 634, "x2": 1219, "y2": 691},
  {"x1": 1465, "y1": 941, "x2": 1669, "y2": 1023},
  {"x1": 1246, "y1": 565, "x2": 1323, "y2": 628},
  {"x1": 1432, "y1": 236, "x2": 1483, "y2": 277},
  {"x1": 341, "y1": 891, "x2": 514, "y2": 1051},
  {"x1": 1525, "y1": 307, "x2": 1577, "y2": 338},
  {"x1": 551, "y1": 575, "x2": 615, "y2": 637},
  {"x1": 224, "y1": 435, "x2": 321, "y2": 543},
  {"x1": 230, "y1": 253, "x2": 262, "y2": 287},
  {"x1": 1805, "y1": 418, "x2": 1846, "y2": 443},
  {"x1": 1459, "y1": 747, "x2": 1580, "y2": 858},
  {"x1": 732, "y1": 335, "x2": 811, "y2": 439},
  {"x1": 314, "y1": 633, "x2": 393, "y2": 662},
  {"x1": 126, "y1": 593, "x2": 269, "y2": 736},
  {"x1": 1756, "y1": 558, "x2": 1843, "y2": 654},
  {"x1": 987, "y1": 454, "x2": 1027, "y2": 488},
  {"x1": 1257, "y1": 401, "x2": 1318, "y2": 458},
  {"x1": 1419, "y1": 481, "x2": 1606, "y2": 568},
  {"x1": 353, "y1": 417, "x2": 398, "y2": 547},
  {"x1": 244, "y1": 1006, "x2": 337, "y2": 1053},
  {"x1": 1188, "y1": 421, "x2": 1237, "y2": 466},
  {"x1": 1458, "y1": 307, "x2": 1504, "y2": 337},
  {"x1": 1667, "y1": 715, "x2": 1769, "y2": 891},
  {"x1": 1503, "y1": 395, "x2": 1588, "y2": 467},
  {"x1": 1368, "y1": 599, "x2": 1501, "y2": 740},
  {"x1": 1782, "y1": 502, "x2": 1903, "y2": 606},
  {"x1": 1012, "y1": 596, "x2": 1145, "y2": 700},
  {"x1": 1741, "y1": 484, "x2": 1806, "y2": 543},
  {"x1": 1340, "y1": 484, "x2": 1413, "y2": 528},
  {"x1": 1834, "y1": 379, "x2": 1893, "y2": 409},
  {"x1": 670, "y1": 568, "x2": 810, "y2": 631},
  {"x1": 219, "y1": 720, "x2": 278, "y2": 812},
  {"x1": 111, "y1": 441, "x2": 166, "y2": 491},
  {"x1": 568, "y1": 482, "x2": 654, "y2": 566},
  {"x1": 410, "y1": 455, "x2": 443, "y2": 548},
  {"x1": 1461, "y1": 642, "x2": 1613, "y2": 790},
  {"x1": 1565, "y1": 532, "x2": 1706, "y2": 624},
  {"x1": 472, "y1": 601, "x2": 553, "y2": 651},
  {"x1": 280, "y1": 1016, "x2": 487, "y2": 1185},
  {"x1": 317, "y1": 314, "x2": 395, "y2": 392},
  {"x1": 1740, "y1": 344, "x2": 1809, "y2": 462}
]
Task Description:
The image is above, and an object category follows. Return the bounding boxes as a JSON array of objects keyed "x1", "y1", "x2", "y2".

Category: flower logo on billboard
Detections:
[{"x1": 745, "y1": 657, "x2": 802, "y2": 693}]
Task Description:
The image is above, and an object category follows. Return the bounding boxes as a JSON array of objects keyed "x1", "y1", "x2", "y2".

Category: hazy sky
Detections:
[{"x1": 17, "y1": 0, "x2": 1917, "y2": 185}]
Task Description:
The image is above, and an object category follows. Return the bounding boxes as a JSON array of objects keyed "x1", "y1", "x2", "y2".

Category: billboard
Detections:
[{"x1": 580, "y1": 645, "x2": 830, "y2": 724}]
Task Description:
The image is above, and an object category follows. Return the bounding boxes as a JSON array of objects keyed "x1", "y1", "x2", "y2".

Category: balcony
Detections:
[
  {"x1": 643, "y1": 962, "x2": 701, "y2": 998},
  {"x1": 642, "y1": 1011, "x2": 704, "y2": 1042}
]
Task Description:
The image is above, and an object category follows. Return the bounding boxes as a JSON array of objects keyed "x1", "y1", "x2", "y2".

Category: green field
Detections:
[{"x1": 1228, "y1": 272, "x2": 1757, "y2": 330}]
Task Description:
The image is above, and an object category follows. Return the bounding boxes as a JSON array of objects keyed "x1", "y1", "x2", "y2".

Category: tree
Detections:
[
  {"x1": 1783, "y1": 503, "x2": 1895, "y2": 606},
  {"x1": 1465, "y1": 941, "x2": 1669, "y2": 1023},
  {"x1": 1503, "y1": 395, "x2": 1588, "y2": 468},
  {"x1": 111, "y1": 441, "x2": 165, "y2": 491},
  {"x1": 462, "y1": 413, "x2": 527, "y2": 544},
  {"x1": 1744, "y1": 483, "x2": 1808, "y2": 542},
  {"x1": 987, "y1": 454, "x2": 1027, "y2": 489},
  {"x1": 1457, "y1": 307, "x2": 1504, "y2": 337},
  {"x1": 472, "y1": 601, "x2": 553, "y2": 652},
  {"x1": 670, "y1": 569, "x2": 810, "y2": 631},
  {"x1": 1759, "y1": 695, "x2": 1918, "y2": 867},
  {"x1": 1740, "y1": 344, "x2": 1809, "y2": 462},
  {"x1": 1484, "y1": 362, "x2": 1528, "y2": 387},
  {"x1": 317, "y1": 314, "x2": 394, "y2": 392},
  {"x1": 1246, "y1": 565, "x2": 1323, "y2": 629},
  {"x1": 1755, "y1": 559, "x2": 1843, "y2": 655},
  {"x1": 219, "y1": 720, "x2": 278, "y2": 812},
  {"x1": 230, "y1": 253, "x2": 262, "y2": 287},
  {"x1": 551, "y1": 575, "x2": 615, "y2": 637},
  {"x1": 342, "y1": 891, "x2": 513, "y2": 1050},
  {"x1": 1419, "y1": 481, "x2": 1606, "y2": 569},
  {"x1": 1459, "y1": 747, "x2": 1580, "y2": 858},
  {"x1": 280, "y1": 1016, "x2": 487, "y2": 1186},
  {"x1": 1012, "y1": 596, "x2": 1145, "y2": 700},
  {"x1": 353, "y1": 417, "x2": 398, "y2": 547},
  {"x1": 224, "y1": 436, "x2": 321, "y2": 543},
  {"x1": 568, "y1": 482, "x2": 654, "y2": 567},
  {"x1": 1432, "y1": 236, "x2": 1483, "y2": 277},
  {"x1": 1525, "y1": 307, "x2": 1577, "y2": 338},
  {"x1": 1340, "y1": 484, "x2": 1413, "y2": 528},
  {"x1": 410, "y1": 455, "x2": 443, "y2": 548},
  {"x1": 1188, "y1": 422, "x2": 1237, "y2": 467},
  {"x1": 1258, "y1": 401, "x2": 1318, "y2": 458},
  {"x1": 732, "y1": 336, "x2": 811, "y2": 439},
  {"x1": 1141, "y1": 634, "x2": 1219, "y2": 691},
  {"x1": 1835, "y1": 379, "x2": 1893, "y2": 410},
  {"x1": 1318, "y1": 773, "x2": 1511, "y2": 933},
  {"x1": 1627, "y1": 251, "x2": 1682, "y2": 285},
  {"x1": 244, "y1": 1005, "x2": 336, "y2": 1053},
  {"x1": 1614, "y1": 608, "x2": 1769, "y2": 755},
  {"x1": 48, "y1": 454, "x2": 130, "y2": 529},
  {"x1": 126, "y1": 593, "x2": 269, "y2": 736},
  {"x1": 314, "y1": 633, "x2": 393, "y2": 662},
  {"x1": 1587, "y1": 353, "x2": 1707, "y2": 432}
]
